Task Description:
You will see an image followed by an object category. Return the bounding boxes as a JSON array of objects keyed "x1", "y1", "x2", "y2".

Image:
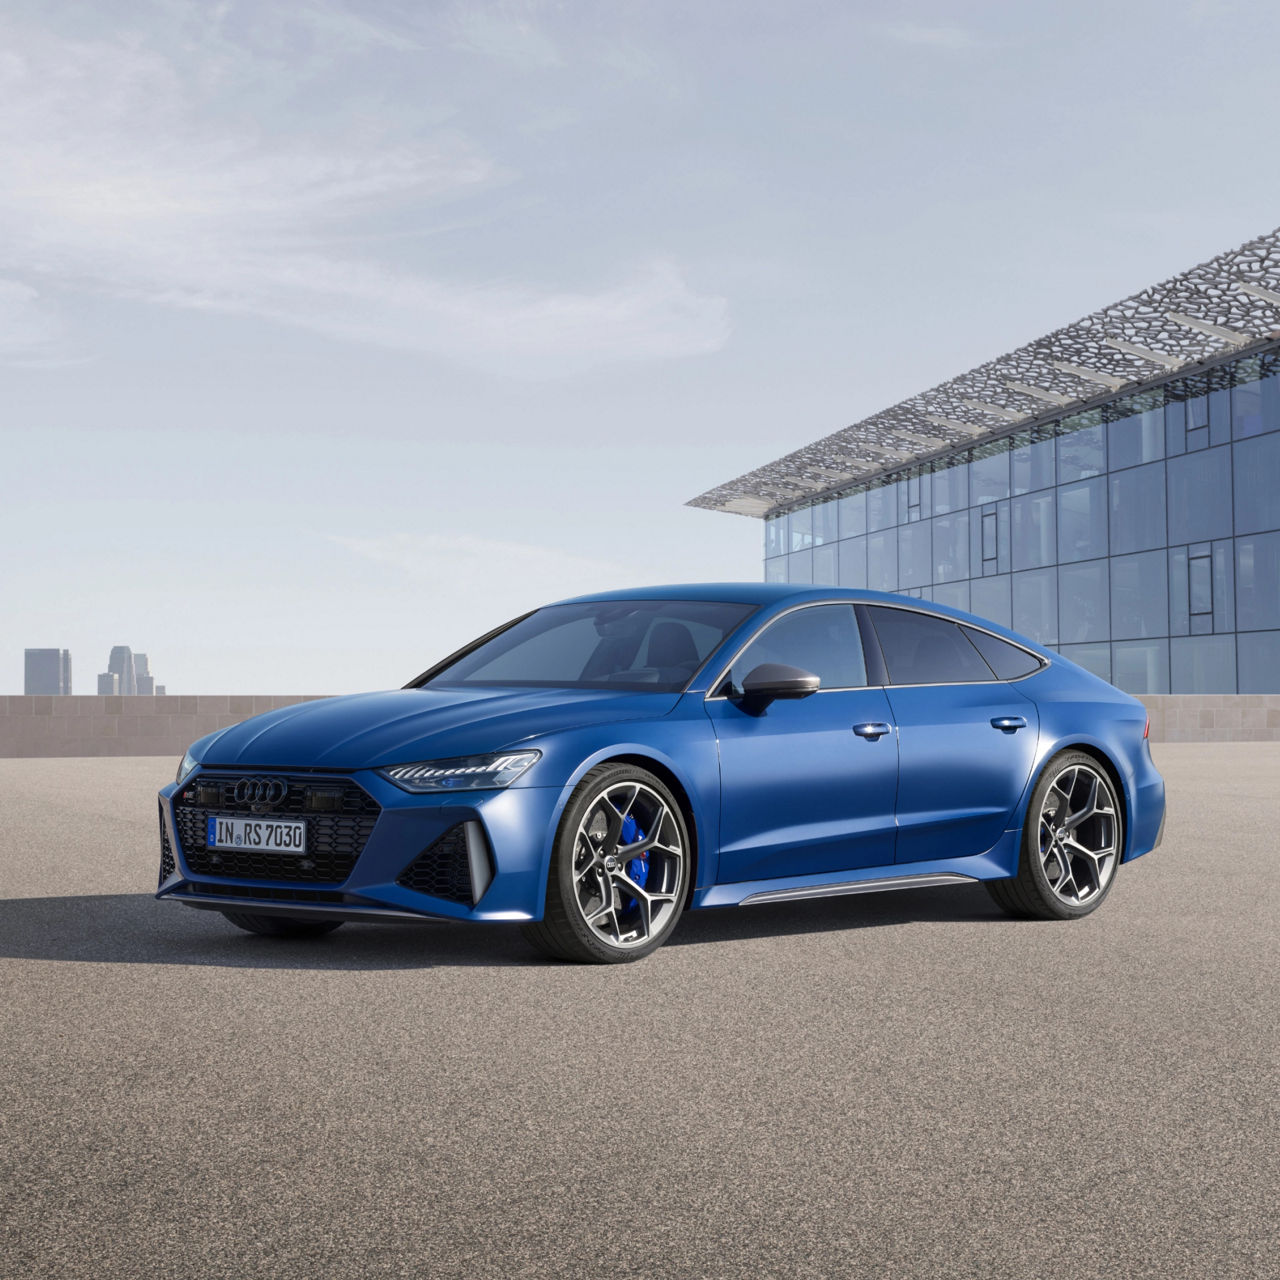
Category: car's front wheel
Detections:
[
  {"x1": 987, "y1": 750, "x2": 1124, "y2": 920},
  {"x1": 221, "y1": 911, "x2": 345, "y2": 939},
  {"x1": 522, "y1": 763, "x2": 690, "y2": 964}
]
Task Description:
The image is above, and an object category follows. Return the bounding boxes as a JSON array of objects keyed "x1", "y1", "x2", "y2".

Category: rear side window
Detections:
[
  {"x1": 962, "y1": 626, "x2": 1043, "y2": 680},
  {"x1": 726, "y1": 604, "x2": 866, "y2": 692},
  {"x1": 867, "y1": 607, "x2": 994, "y2": 685}
]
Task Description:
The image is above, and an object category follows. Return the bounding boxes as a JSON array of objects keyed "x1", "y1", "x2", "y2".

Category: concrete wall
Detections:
[
  {"x1": 0, "y1": 695, "x2": 326, "y2": 758},
  {"x1": 2, "y1": 693, "x2": 1280, "y2": 757},
  {"x1": 1140, "y1": 694, "x2": 1280, "y2": 743}
]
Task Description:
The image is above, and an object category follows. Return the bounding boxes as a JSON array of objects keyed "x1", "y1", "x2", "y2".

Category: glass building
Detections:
[{"x1": 692, "y1": 230, "x2": 1280, "y2": 695}]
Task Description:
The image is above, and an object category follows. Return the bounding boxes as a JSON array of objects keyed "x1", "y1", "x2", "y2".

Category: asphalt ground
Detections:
[{"x1": 0, "y1": 746, "x2": 1275, "y2": 1280}]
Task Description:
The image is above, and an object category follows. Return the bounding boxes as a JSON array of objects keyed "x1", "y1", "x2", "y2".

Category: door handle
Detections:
[
  {"x1": 990, "y1": 716, "x2": 1027, "y2": 732},
  {"x1": 853, "y1": 722, "x2": 892, "y2": 740}
]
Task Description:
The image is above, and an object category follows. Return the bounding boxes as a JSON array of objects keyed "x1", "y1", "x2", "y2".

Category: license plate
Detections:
[{"x1": 206, "y1": 815, "x2": 307, "y2": 853}]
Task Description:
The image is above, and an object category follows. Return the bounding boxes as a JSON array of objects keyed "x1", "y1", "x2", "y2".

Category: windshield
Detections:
[{"x1": 424, "y1": 600, "x2": 756, "y2": 693}]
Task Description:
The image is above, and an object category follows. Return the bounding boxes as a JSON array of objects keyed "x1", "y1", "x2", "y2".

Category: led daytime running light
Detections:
[{"x1": 380, "y1": 751, "x2": 540, "y2": 792}]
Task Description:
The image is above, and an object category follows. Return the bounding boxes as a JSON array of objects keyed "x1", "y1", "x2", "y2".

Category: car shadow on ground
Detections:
[{"x1": 0, "y1": 883, "x2": 1007, "y2": 970}]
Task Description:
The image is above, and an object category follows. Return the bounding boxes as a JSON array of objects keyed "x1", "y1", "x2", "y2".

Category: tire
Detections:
[
  {"x1": 521, "y1": 763, "x2": 691, "y2": 964},
  {"x1": 221, "y1": 911, "x2": 345, "y2": 939},
  {"x1": 986, "y1": 750, "x2": 1124, "y2": 920}
]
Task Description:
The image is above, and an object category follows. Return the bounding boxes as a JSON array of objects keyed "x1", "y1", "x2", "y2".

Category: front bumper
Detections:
[{"x1": 156, "y1": 767, "x2": 565, "y2": 922}]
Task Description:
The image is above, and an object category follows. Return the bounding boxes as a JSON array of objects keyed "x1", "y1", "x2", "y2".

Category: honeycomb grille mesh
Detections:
[
  {"x1": 158, "y1": 803, "x2": 176, "y2": 885},
  {"x1": 173, "y1": 775, "x2": 379, "y2": 884},
  {"x1": 397, "y1": 825, "x2": 473, "y2": 904}
]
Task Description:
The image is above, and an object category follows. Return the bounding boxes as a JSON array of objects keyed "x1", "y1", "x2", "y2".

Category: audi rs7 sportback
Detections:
[{"x1": 156, "y1": 585, "x2": 1165, "y2": 963}]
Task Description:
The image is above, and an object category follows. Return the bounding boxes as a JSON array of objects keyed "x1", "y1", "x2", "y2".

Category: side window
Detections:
[
  {"x1": 867, "y1": 607, "x2": 995, "y2": 685},
  {"x1": 961, "y1": 626, "x2": 1043, "y2": 680},
  {"x1": 726, "y1": 604, "x2": 866, "y2": 692}
]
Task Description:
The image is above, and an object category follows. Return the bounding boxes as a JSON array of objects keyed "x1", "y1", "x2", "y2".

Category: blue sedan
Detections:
[{"x1": 156, "y1": 585, "x2": 1166, "y2": 962}]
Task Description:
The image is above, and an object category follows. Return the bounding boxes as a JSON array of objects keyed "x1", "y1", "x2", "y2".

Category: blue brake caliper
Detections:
[{"x1": 620, "y1": 813, "x2": 649, "y2": 908}]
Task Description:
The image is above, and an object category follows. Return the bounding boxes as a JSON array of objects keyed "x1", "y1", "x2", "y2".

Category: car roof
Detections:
[{"x1": 554, "y1": 583, "x2": 901, "y2": 607}]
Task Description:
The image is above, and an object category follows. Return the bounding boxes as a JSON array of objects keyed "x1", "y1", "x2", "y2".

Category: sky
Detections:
[{"x1": 3, "y1": 0, "x2": 1279, "y2": 694}]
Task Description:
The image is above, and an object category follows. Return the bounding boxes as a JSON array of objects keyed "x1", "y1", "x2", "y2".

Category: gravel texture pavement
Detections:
[{"x1": 0, "y1": 746, "x2": 1276, "y2": 1279}]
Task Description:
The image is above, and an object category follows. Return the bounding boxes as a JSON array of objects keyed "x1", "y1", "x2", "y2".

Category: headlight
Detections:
[
  {"x1": 175, "y1": 748, "x2": 200, "y2": 785},
  {"x1": 378, "y1": 750, "x2": 540, "y2": 793}
]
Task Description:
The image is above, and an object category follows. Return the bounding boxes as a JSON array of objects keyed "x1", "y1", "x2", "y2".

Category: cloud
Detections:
[
  {"x1": 449, "y1": 1, "x2": 563, "y2": 68},
  {"x1": 0, "y1": 278, "x2": 56, "y2": 355},
  {"x1": 0, "y1": 5, "x2": 727, "y2": 374},
  {"x1": 328, "y1": 533, "x2": 632, "y2": 612},
  {"x1": 878, "y1": 22, "x2": 993, "y2": 51}
]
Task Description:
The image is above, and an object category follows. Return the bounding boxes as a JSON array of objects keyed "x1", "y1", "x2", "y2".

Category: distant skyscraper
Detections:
[
  {"x1": 108, "y1": 646, "x2": 136, "y2": 696},
  {"x1": 97, "y1": 672, "x2": 119, "y2": 695},
  {"x1": 134, "y1": 653, "x2": 154, "y2": 696},
  {"x1": 25, "y1": 649, "x2": 72, "y2": 695},
  {"x1": 155, "y1": 684, "x2": 166, "y2": 696}
]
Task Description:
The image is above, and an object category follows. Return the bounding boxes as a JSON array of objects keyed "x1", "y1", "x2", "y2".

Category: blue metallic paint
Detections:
[{"x1": 157, "y1": 584, "x2": 1165, "y2": 928}]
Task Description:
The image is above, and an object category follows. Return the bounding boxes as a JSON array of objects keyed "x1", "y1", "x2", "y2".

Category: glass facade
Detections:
[{"x1": 762, "y1": 349, "x2": 1280, "y2": 693}]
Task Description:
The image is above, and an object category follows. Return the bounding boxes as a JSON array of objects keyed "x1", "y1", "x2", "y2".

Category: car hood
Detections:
[{"x1": 197, "y1": 687, "x2": 681, "y2": 770}]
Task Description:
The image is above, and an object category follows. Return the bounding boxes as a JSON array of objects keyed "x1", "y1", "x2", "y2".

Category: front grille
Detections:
[
  {"x1": 173, "y1": 774, "x2": 379, "y2": 884},
  {"x1": 397, "y1": 825, "x2": 473, "y2": 904},
  {"x1": 158, "y1": 803, "x2": 176, "y2": 885}
]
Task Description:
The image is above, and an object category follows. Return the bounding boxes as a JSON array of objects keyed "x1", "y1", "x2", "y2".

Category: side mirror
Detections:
[{"x1": 737, "y1": 663, "x2": 821, "y2": 711}]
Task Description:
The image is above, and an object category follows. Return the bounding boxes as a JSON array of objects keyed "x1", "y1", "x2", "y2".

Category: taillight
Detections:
[{"x1": 1143, "y1": 716, "x2": 1150, "y2": 739}]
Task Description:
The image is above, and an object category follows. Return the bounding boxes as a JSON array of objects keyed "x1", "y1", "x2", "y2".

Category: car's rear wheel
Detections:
[
  {"x1": 221, "y1": 911, "x2": 345, "y2": 938},
  {"x1": 987, "y1": 750, "x2": 1123, "y2": 920},
  {"x1": 522, "y1": 763, "x2": 690, "y2": 964}
]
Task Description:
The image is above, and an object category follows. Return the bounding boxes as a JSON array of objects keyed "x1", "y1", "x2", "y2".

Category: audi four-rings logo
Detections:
[{"x1": 233, "y1": 777, "x2": 288, "y2": 806}]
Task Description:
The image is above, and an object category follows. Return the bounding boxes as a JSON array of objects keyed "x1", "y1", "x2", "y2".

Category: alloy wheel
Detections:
[
  {"x1": 570, "y1": 781, "x2": 685, "y2": 950},
  {"x1": 1036, "y1": 763, "x2": 1119, "y2": 906}
]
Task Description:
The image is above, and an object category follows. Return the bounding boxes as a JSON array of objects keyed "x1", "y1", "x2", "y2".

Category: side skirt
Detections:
[{"x1": 738, "y1": 872, "x2": 978, "y2": 907}]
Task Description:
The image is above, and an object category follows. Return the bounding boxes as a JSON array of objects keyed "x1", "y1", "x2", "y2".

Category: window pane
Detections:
[
  {"x1": 1168, "y1": 547, "x2": 1188, "y2": 636},
  {"x1": 1167, "y1": 447, "x2": 1232, "y2": 544},
  {"x1": 897, "y1": 522, "x2": 931, "y2": 588},
  {"x1": 1238, "y1": 630, "x2": 1280, "y2": 693},
  {"x1": 1214, "y1": 539, "x2": 1235, "y2": 634},
  {"x1": 970, "y1": 574, "x2": 1011, "y2": 628},
  {"x1": 730, "y1": 604, "x2": 866, "y2": 691},
  {"x1": 866, "y1": 530, "x2": 897, "y2": 592},
  {"x1": 1233, "y1": 432, "x2": 1280, "y2": 535},
  {"x1": 812, "y1": 543, "x2": 838, "y2": 585},
  {"x1": 1011, "y1": 430, "x2": 1055, "y2": 494},
  {"x1": 931, "y1": 460, "x2": 969, "y2": 514},
  {"x1": 812, "y1": 499, "x2": 839, "y2": 546},
  {"x1": 1236, "y1": 532, "x2": 1280, "y2": 631},
  {"x1": 1058, "y1": 559, "x2": 1109, "y2": 643},
  {"x1": 1111, "y1": 639, "x2": 1169, "y2": 694},
  {"x1": 932, "y1": 511, "x2": 969, "y2": 582},
  {"x1": 1188, "y1": 555, "x2": 1212, "y2": 615},
  {"x1": 838, "y1": 536, "x2": 867, "y2": 589},
  {"x1": 931, "y1": 580, "x2": 969, "y2": 612},
  {"x1": 1111, "y1": 550, "x2": 1169, "y2": 639},
  {"x1": 866, "y1": 484, "x2": 898, "y2": 532},
  {"x1": 1012, "y1": 567, "x2": 1058, "y2": 645},
  {"x1": 764, "y1": 557, "x2": 787, "y2": 583},
  {"x1": 790, "y1": 506, "x2": 812, "y2": 552},
  {"x1": 1109, "y1": 461, "x2": 1166, "y2": 555},
  {"x1": 1058, "y1": 642, "x2": 1111, "y2": 683},
  {"x1": 839, "y1": 491, "x2": 867, "y2": 539},
  {"x1": 1171, "y1": 635, "x2": 1236, "y2": 693},
  {"x1": 1232, "y1": 370, "x2": 1265, "y2": 438},
  {"x1": 1012, "y1": 491, "x2": 1056, "y2": 570},
  {"x1": 1108, "y1": 406, "x2": 1164, "y2": 470},
  {"x1": 970, "y1": 445, "x2": 1010, "y2": 504},
  {"x1": 765, "y1": 515, "x2": 787, "y2": 559},
  {"x1": 963, "y1": 627, "x2": 1042, "y2": 679},
  {"x1": 788, "y1": 549, "x2": 813, "y2": 583},
  {"x1": 1058, "y1": 477, "x2": 1108, "y2": 562},
  {"x1": 1058, "y1": 416, "x2": 1105, "y2": 483},
  {"x1": 868, "y1": 607, "x2": 995, "y2": 684}
]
